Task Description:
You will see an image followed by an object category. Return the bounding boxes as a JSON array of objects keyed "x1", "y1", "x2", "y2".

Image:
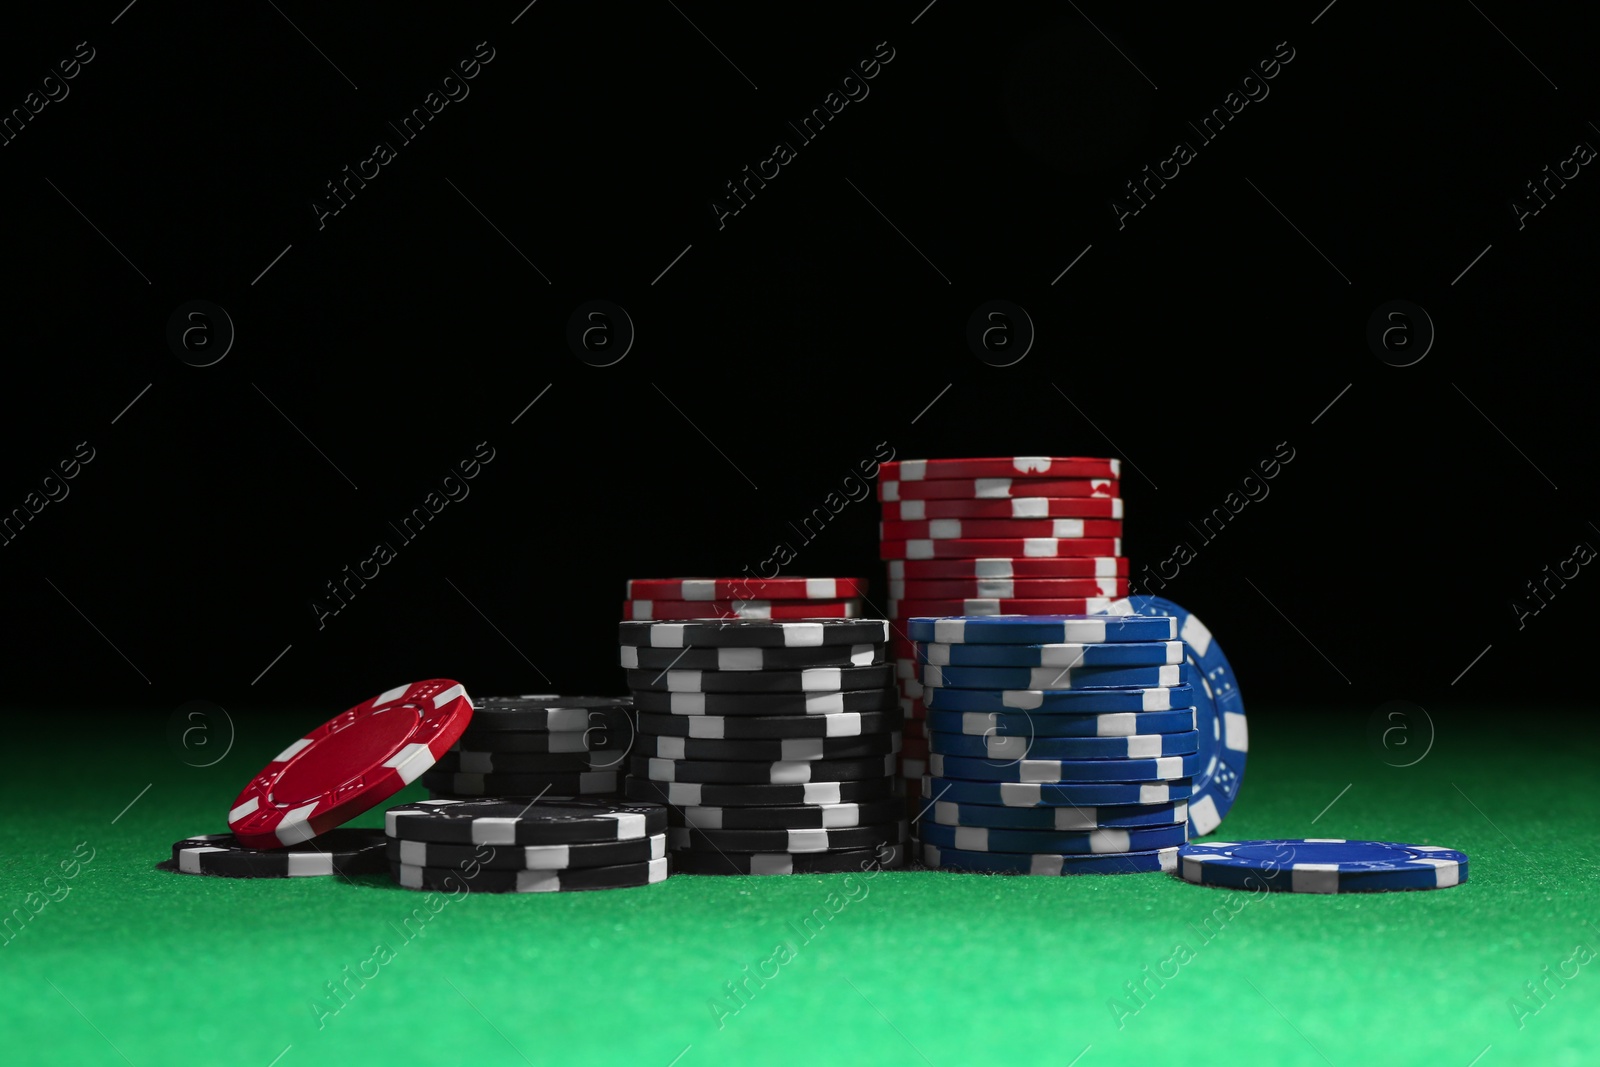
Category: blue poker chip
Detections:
[
  {"x1": 925, "y1": 708, "x2": 1195, "y2": 738},
  {"x1": 919, "y1": 640, "x2": 1183, "y2": 668},
  {"x1": 1177, "y1": 839, "x2": 1469, "y2": 893},
  {"x1": 929, "y1": 751, "x2": 1201, "y2": 783},
  {"x1": 924, "y1": 684, "x2": 1193, "y2": 713},
  {"x1": 925, "y1": 798, "x2": 1188, "y2": 831},
  {"x1": 921, "y1": 820, "x2": 1188, "y2": 855},
  {"x1": 921, "y1": 663, "x2": 1183, "y2": 690},
  {"x1": 930, "y1": 730, "x2": 1199, "y2": 760},
  {"x1": 1094, "y1": 597, "x2": 1247, "y2": 838},
  {"x1": 923, "y1": 842, "x2": 1180, "y2": 875},
  {"x1": 907, "y1": 615, "x2": 1176, "y2": 644},
  {"x1": 922, "y1": 775, "x2": 1193, "y2": 807}
]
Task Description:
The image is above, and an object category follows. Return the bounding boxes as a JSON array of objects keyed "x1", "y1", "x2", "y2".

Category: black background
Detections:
[{"x1": 3, "y1": 2, "x2": 1595, "y2": 716}]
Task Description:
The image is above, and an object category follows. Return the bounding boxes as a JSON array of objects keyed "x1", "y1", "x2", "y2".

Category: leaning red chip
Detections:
[{"x1": 228, "y1": 679, "x2": 474, "y2": 848}]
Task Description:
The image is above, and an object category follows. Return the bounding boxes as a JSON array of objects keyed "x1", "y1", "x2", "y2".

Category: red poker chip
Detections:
[
  {"x1": 880, "y1": 537, "x2": 1121, "y2": 561},
  {"x1": 888, "y1": 557, "x2": 1127, "y2": 580},
  {"x1": 890, "y1": 577, "x2": 1129, "y2": 600},
  {"x1": 882, "y1": 497, "x2": 1122, "y2": 521},
  {"x1": 883, "y1": 457, "x2": 1120, "y2": 481},
  {"x1": 228, "y1": 680, "x2": 474, "y2": 848},
  {"x1": 625, "y1": 577, "x2": 867, "y2": 601},
  {"x1": 623, "y1": 599, "x2": 862, "y2": 620},
  {"x1": 891, "y1": 596, "x2": 1115, "y2": 617},
  {"x1": 878, "y1": 477, "x2": 1117, "y2": 502},
  {"x1": 880, "y1": 518, "x2": 1123, "y2": 541}
]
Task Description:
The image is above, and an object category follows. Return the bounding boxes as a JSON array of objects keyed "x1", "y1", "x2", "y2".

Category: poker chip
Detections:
[
  {"x1": 452, "y1": 729, "x2": 624, "y2": 754},
  {"x1": 436, "y1": 749, "x2": 627, "y2": 774},
  {"x1": 890, "y1": 557, "x2": 1127, "y2": 580},
  {"x1": 928, "y1": 751, "x2": 1200, "y2": 782},
  {"x1": 669, "y1": 799, "x2": 906, "y2": 830},
  {"x1": 621, "y1": 643, "x2": 885, "y2": 671},
  {"x1": 667, "y1": 820, "x2": 906, "y2": 853},
  {"x1": 892, "y1": 597, "x2": 1116, "y2": 617},
  {"x1": 169, "y1": 829, "x2": 387, "y2": 878},
  {"x1": 421, "y1": 769, "x2": 621, "y2": 796},
  {"x1": 624, "y1": 664, "x2": 895, "y2": 694},
  {"x1": 919, "y1": 639, "x2": 1182, "y2": 668},
  {"x1": 920, "y1": 663, "x2": 1183, "y2": 690},
  {"x1": 881, "y1": 537, "x2": 1122, "y2": 560},
  {"x1": 883, "y1": 496, "x2": 1123, "y2": 521},
  {"x1": 880, "y1": 518, "x2": 1123, "y2": 541},
  {"x1": 626, "y1": 577, "x2": 868, "y2": 601},
  {"x1": 228, "y1": 679, "x2": 475, "y2": 848},
  {"x1": 1095, "y1": 596, "x2": 1249, "y2": 837},
  {"x1": 670, "y1": 842, "x2": 906, "y2": 875},
  {"x1": 628, "y1": 753, "x2": 897, "y2": 785},
  {"x1": 635, "y1": 732, "x2": 899, "y2": 762},
  {"x1": 1177, "y1": 839, "x2": 1469, "y2": 893},
  {"x1": 923, "y1": 843, "x2": 1179, "y2": 875},
  {"x1": 393, "y1": 857, "x2": 668, "y2": 893},
  {"x1": 892, "y1": 578, "x2": 1129, "y2": 600},
  {"x1": 930, "y1": 730, "x2": 1200, "y2": 760},
  {"x1": 620, "y1": 618, "x2": 890, "y2": 648},
  {"x1": 924, "y1": 685, "x2": 1192, "y2": 713},
  {"x1": 921, "y1": 821, "x2": 1187, "y2": 855},
  {"x1": 468, "y1": 694, "x2": 632, "y2": 732},
  {"x1": 925, "y1": 708, "x2": 1196, "y2": 737},
  {"x1": 926, "y1": 799, "x2": 1189, "y2": 830},
  {"x1": 907, "y1": 615, "x2": 1176, "y2": 644},
  {"x1": 883, "y1": 457, "x2": 1121, "y2": 480},
  {"x1": 922, "y1": 775, "x2": 1193, "y2": 807},
  {"x1": 623, "y1": 598, "x2": 863, "y2": 621},
  {"x1": 384, "y1": 798, "x2": 667, "y2": 845},
  {"x1": 634, "y1": 709, "x2": 901, "y2": 739},
  {"x1": 631, "y1": 688, "x2": 898, "y2": 716},
  {"x1": 879, "y1": 477, "x2": 1117, "y2": 501},
  {"x1": 626, "y1": 775, "x2": 898, "y2": 807},
  {"x1": 385, "y1": 833, "x2": 667, "y2": 871}
]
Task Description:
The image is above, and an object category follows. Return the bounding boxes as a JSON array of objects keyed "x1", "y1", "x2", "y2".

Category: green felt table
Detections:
[{"x1": 3, "y1": 706, "x2": 1595, "y2": 1067}]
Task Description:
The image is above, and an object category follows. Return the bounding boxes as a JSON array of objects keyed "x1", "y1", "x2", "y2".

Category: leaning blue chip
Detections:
[
  {"x1": 921, "y1": 663, "x2": 1183, "y2": 690},
  {"x1": 1094, "y1": 597, "x2": 1247, "y2": 838},
  {"x1": 919, "y1": 640, "x2": 1184, "y2": 668},
  {"x1": 929, "y1": 751, "x2": 1200, "y2": 783},
  {"x1": 923, "y1": 842, "x2": 1180, "y2": 875},
  {"x1": 929, "y1": 729, "x2": 1199, "y2": 760},
  {"x1": 924, "y1": 708, "x2": 1196, "y2": 738},
  {"x1": 924, "y1": 798, "x2": 1189, "y2": 831},
  {"x1": 923, "y1": 684, "x2": 1192, "y2": 713},
  {"x1": 1177, "y1": 839, "x2": 1468, "y2": 893},
  {"x1": 921, "y1": 775, "x2": 1193, "y2": 808},
  {"x1": 907, "y1": 615, "x2": 1177, "y2": 644},
  {"x1": 921, "y1": 821, "x2": 1188, "y2": 855}
]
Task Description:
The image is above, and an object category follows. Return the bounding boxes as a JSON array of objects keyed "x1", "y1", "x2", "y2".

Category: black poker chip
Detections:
[
  {"x1": 628, "y1": 752, "x2": 896, "y2": 785},
  {"x1": 384, "y1": 798, "x2": 667, "y2": 845},
  {"x1": 634, "y1": 732, "x2": 898, "y2": 762},
  {"x1": 433, "y1": 749, "x2": 629, "y2": 774},
  {"x1": 625, "y1": 775, "x2": 898, "y2": 808},
  {"x1": 384, "y1": 833, "x2": 665, "y2": 870},
  {"x1": 468, "y1": 694, "x2": 633, "y2": 732},
  {"x1": 391, "y1": 857, "x2": 668, "y2": 892},
  {"x1": 669, "y1": 842, "x2": 907, "y2": 875},
  {"x1": 625, "y1": 665, "x2": 894, "y2": 693},
  {"x1": 621, "y1": 643, "x2": 886, "y2": 671},
  {"x1": 168, "y1": 828, "x2": 387, "y2": 878},
  {"x1": 451, "y1": 727, "x2": 628, "y2": 753},
  {"x1": 419, "y1": 768, "x2": 621, "y2": 797},
  {"x1": 668, "y1": 820, "x2": 906, "y2": 853},
  {"x1": 666, "y1": 798, "x2": 906, "y2": 830},
  {"x1": 633, "y1": 708, "x2": 901, "y2": 739},
  {"x1": 620, "y1": 618, "x2": 890, "y2": 648},
  {"x1": 630, "y1": 688, "x2": 896, "y2": 716}
]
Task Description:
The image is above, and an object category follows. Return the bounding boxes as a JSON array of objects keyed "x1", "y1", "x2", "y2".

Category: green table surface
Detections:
[{"x1": 3, "y1": 705, "x2": 1596, "y2": 1067}]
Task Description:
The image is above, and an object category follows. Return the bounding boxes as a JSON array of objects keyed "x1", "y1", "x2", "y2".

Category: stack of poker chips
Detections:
[
  {"x1": 910, "y1": 613, "x2": 1195, "y2": 876},
  {"x1": 383, "y1": 797, "x2": 670, "y2": 893},
  {"x1": 623, "y1": 577, "x2": 868, "y2": 621},
  {"x1": 420, "y1": 695, "x2": 631, "y2": 799},
  {"x1": 876, "y1": 457, "x2": 1127, "y2": 825},
  {"x1": 619, "y1": 618, "x2": 909, "y2": 875}
]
